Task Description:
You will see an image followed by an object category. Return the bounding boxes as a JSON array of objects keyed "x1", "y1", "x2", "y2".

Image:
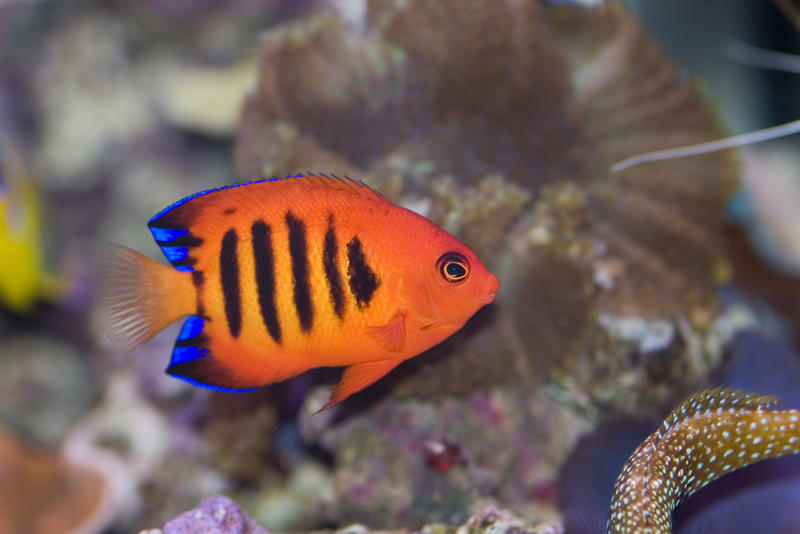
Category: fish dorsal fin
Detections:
[
  {"x1": 147, "y1": 174, "x2": 389, "y2": 270},
  {"x1": 149, "y1": 174, "x2": 387, "y2": 229},
  {"x1": 657, "y1": 388, "x2": 779, "y2": 442}
]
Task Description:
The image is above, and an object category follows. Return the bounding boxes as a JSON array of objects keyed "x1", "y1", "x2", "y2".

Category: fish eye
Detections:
[{"x1": 437, "y1": 252, "x2": 470, "y2": 283}]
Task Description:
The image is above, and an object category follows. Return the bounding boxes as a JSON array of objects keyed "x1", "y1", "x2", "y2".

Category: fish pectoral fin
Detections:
[
  {"x1": 318, "y1": 358, "x2": 401, "y2": 412},
  {"x1": 364, "y1": 309, "x2": 406, "y2": 352}
]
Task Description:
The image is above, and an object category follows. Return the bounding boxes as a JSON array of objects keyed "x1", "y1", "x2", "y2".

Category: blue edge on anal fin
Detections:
[
  {"x1": 177, "y1": 376, "x2": 258, "y2": 393},
  {"x1": 168, "y1": 315, "x2": 258, "y2": 393}
]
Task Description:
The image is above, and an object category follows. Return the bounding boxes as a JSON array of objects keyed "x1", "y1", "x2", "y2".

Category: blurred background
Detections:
[{"x1": 2, "y1": 1, "x2": 800, "y2": 533}]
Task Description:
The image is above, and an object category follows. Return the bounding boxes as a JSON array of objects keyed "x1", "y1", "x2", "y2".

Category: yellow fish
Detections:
[{"x1": 0, "y1": 131, "x2": 62, "y2": 313}]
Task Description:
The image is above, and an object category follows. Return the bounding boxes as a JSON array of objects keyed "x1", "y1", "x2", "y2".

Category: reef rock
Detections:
[
  {"x1": 151, "y1": 496, "x2": 561, "y2": 534},
  {"x1": 299, "y1": 387, "x2": 587, "y2": 529},
  {"x1": 158, "y1": 495, "x2": 269, "y2": 534},
  {"x1": 0, "y1": 335, "x2": 95, "y2": 447}
]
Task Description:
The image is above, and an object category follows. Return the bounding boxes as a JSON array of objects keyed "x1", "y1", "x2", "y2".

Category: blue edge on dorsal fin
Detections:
[
  {"x1": 168, "y1": 315, "x2": 257, "y2": 393},
  {"x1": 148, "y1": 175, "x2": 302, "y2": 225},
  {"x1": 148, "y1": 177, "x2": 306, "y2": 273},
  {"x1": 152, "y1": 175, "x2": 311, "y2": 393}
]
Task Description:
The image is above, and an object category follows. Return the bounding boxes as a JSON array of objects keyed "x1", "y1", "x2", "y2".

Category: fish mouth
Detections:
[{"x1": 482, "y1": 291, "x2": 497, "y2": 305}]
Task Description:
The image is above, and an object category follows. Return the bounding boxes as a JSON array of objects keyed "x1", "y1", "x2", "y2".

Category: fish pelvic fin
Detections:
[
  {"x1": 317, "y1": 358, "x2": 401, "y2": 412},
  {"x1": 364, "y1": 309, "x2": 406, "y2": 352},
  {"x1": 96, "y1": 243, "x2": 194, "y2": 351}
]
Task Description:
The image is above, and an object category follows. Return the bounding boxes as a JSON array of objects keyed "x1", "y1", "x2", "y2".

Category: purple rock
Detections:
[{"x1": 163, "y1": 496, "x2": 269, "y2": 534}]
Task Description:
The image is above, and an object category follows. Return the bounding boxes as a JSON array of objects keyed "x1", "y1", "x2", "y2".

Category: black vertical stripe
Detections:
[
  {"x1": 286, "y1": 212, "x2": 313, "y2": 332},
  {"x1": 192, "y1": 270, "x2": 205, "y2": 316},
  {"x1": 251, "y1": 220, "x2": 282, "y2": 344},
  {"x1": 323, "y1": 215, "x2": 346, "y2": 320},
  {"x1": 163, "y1": 233, "x2": 204, "y2": 248},
  {"x1": 347, "y1": 236, "x2": 380, "y2": 308},
  {"x1": 191, "y1": 270, "x2": 204, "y2": 289},
  {"x1": 220, "y1": 229, "x2": 242, "y2": 337}
]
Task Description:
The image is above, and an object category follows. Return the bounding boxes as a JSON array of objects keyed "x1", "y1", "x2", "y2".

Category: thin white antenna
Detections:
[
  {"x1": 726, "y1": 39, "x2": 800, "y2": 74},
  {"x1": 610, "y1": 118, "x2": 800, "y2": 173}
]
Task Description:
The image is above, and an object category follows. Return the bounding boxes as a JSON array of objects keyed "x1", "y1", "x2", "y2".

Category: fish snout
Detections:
[{"x1": 481, "y1": 274, "x2": 499, "y2": 305}]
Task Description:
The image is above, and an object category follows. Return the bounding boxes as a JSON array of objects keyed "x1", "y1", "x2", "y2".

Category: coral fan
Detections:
[{"x1": 235, "y1": 0, "x2": 737, "y2": 416}]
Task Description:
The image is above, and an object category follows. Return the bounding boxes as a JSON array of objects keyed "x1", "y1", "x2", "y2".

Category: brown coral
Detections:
[
  {"x1": 235, "y1": 1, "x2": 737, "y2": 415},
  {"x1": 0, "y1": 428, "x2": 112, "y2": 534}
]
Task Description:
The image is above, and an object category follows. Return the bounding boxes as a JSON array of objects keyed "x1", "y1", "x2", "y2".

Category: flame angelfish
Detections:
[{"x1": 98, "y1": 174, "x2": 498, "y2": 409}]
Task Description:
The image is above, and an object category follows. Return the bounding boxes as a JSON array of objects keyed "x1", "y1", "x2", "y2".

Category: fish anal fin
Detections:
[
  {"x1": 318, "y1": 359, "x2": 401, "y2": 412},
  {"x1": 167, "y1": 320, "x2": 299, "y2": 392},
  {"x1": 166, "y1": 346, "x2": 259, "y2": 393},
  {"x1": 365, "y1": 309, "x2": 406, "y2": 352}
]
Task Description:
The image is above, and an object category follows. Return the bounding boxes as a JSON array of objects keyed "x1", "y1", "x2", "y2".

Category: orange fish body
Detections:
[{"x1": 98, "y1": 175, "x2": 498, "y2": 408}]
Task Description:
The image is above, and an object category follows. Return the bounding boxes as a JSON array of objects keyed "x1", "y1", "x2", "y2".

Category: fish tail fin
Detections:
[{"x1": 96, "y1": 243, "x2": 194, "y2": 351}]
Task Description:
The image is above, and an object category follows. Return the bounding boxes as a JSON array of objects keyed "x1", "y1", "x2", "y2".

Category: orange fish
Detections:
[{"x1": 97, "y1": 175, "x2": 498, "y2": 409}]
